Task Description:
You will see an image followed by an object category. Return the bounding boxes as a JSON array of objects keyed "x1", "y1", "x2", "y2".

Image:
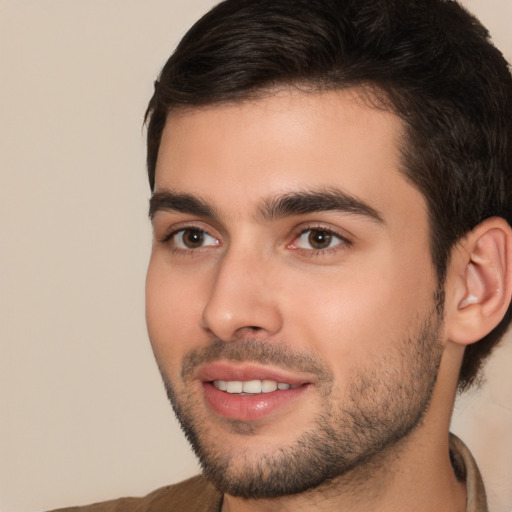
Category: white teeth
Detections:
[
  {"x1": 261, "y1": 380, "x2": 278, "y2": 393},
  {"x1": 226, "y1": 381, "x2": 243, "y2": 394},
  {"x1": 213, "y1": 379, "x2": 293, "y2": 394},
  {"x1": 242, "y1": 380, "x2": 262, "y2": 394},
  {"x1": 214, "y1": 380, "x2": 228, "y2": 391}
]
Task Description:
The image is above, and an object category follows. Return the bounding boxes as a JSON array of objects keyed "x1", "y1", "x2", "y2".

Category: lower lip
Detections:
[{"x1": 202, "y1": 382, "x2": 309, "y2": 422}]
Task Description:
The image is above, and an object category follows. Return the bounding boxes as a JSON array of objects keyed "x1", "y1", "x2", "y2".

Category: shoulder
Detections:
[
  {"x1": 449, "y1": 433, "x2": 488, "y2": 512},
  {"x1": 48, "y1": 475, "x2": 222, "y2": 512}
]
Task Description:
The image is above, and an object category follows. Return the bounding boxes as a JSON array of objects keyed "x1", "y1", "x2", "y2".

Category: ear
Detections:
[{"x1": 446, "y1": 217, "x2": 512, "y2": 345}]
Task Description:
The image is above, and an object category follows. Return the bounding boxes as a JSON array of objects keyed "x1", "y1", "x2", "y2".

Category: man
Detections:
[{"x1": 54, "y1": 0, "x2": 512, "y2": 510}]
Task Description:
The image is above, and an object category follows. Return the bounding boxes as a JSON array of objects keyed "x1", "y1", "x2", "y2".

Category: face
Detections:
[{"x1": 146, "y1": 88, "x2": 444, "y2": 498}]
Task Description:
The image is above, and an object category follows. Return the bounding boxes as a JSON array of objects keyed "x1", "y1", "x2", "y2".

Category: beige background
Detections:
[{"x1": 1, "y1": 1, "x2": 511, "y2": 511}]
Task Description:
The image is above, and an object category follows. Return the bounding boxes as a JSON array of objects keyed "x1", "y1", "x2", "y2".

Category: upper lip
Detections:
[{"x1": 195, "y1": 361, "x2": 316, "y2": 385}]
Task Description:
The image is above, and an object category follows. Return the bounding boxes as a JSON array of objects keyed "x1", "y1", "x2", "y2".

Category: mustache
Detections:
[{"x1": 181, "y1": 338, "x2": 333, "y2": 383}]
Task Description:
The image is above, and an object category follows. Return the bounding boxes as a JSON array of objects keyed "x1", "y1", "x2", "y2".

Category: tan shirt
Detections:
[{"x1": 50, "y1": 433, "x2": 487, "y2": 512}]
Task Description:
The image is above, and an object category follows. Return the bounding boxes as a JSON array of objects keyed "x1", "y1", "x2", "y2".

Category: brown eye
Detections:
[
  {"x1": 183, "y1": 229, "x2": 204, "y2": 248},
  {"x1": 172, "y1": 228, "x2": 219, "y2": 249},
  {"x1": 292, "y1": 228, "x2": 345, "y2": 251},
  {"x1": 307, "y1": 230, "x2": 333, "y2": 249}
]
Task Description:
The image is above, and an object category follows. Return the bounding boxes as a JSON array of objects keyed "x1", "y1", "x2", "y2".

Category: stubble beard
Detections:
[{"x1": 158, "y1": 300, "x2": 445, "y2": 499}]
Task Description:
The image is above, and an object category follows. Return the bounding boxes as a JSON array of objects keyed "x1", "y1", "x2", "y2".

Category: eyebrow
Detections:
[
  {"x1": 149, "y1": 187, "x2": 384, "y2": 224},
  {"x1": 258, "y1": 188, "x2": 384, "y2": 224},
  {"x1": 149, "y1": 191, "x2": 217, "y2": 219}
]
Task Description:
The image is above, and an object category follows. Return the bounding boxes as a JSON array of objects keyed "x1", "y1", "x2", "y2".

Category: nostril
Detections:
[{"x1": 234, "y1": 326, "x2": 264, "y2": 337}]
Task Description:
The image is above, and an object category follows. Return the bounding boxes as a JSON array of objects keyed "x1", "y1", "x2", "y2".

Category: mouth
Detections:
[
  {"x1": 196, "y1": 362, "x2": 313, "y2": 422},
  {"x1": 212, "y1": 379, "x2": 301, "y2": 394}
]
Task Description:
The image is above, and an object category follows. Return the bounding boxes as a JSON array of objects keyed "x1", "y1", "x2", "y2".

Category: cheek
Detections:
[
  {"x1": 282, "y1": 253, "x2": 436, "y2": 362},
  {"x1": 145, "y1": 255, "x2": 207, "y2": 371}
]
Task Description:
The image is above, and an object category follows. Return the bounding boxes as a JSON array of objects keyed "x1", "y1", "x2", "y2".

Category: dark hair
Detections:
[{"x1": 145, "y1": 0, "x2": 512, "y2": 390}]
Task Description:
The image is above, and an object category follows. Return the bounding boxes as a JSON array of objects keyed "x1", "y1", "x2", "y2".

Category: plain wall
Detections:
[{"x1": 1, "y1": 1, "x2": 510, "y2": 511}]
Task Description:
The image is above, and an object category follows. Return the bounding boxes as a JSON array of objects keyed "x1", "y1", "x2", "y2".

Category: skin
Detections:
[{"x1": 146, "y1": 88, "x2": 468, "y2": 511}]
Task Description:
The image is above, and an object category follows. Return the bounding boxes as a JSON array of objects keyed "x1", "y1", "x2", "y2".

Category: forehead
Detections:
[{"x1": 154, "y1": 88, "x2": 425, "y2": 224}]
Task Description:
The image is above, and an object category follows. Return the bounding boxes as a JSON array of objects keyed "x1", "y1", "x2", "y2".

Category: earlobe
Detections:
[{"x1": 447, "y1": 218, "x2": 512, "y2": 345}]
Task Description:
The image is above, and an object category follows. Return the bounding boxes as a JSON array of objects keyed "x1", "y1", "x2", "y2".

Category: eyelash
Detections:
[
  {"x1": 158, "y1": 225, "x2": 218, "y2": 253},
  {"x1": 288, "y1": 225, "x2": 352, "y2": 255},
  {"x1": 158, "y1": 224, "x2": 352, "y2": 256}
]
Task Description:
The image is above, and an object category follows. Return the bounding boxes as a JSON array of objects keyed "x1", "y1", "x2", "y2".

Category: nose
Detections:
[{"x1": 201, "y1": 247, "x2": 283, "y2": 341}]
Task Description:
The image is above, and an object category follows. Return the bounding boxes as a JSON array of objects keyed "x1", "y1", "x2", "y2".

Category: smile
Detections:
[
  {"x1": 195, "y1": 362, "x2": 315, "y2": 421},
  {"x1": 212, "y1": 379, "x2": 298, "y2": 394}
]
